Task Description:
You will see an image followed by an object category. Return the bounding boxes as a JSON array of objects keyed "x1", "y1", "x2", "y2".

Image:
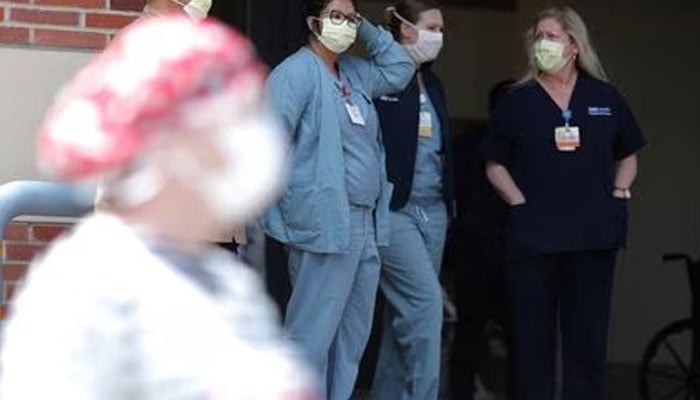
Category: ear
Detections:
[
  {"x1": 569, "y1": 36, "x2": 580, "y2": 55},
  {"x1": 307, "y1": 16, "x2": 321, "y2": 36},
  {"x1": 400, "y1": 21, "x2": 414, "y2": 43}
]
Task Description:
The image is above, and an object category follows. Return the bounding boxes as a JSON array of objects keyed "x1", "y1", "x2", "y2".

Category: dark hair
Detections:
[
  {"x1": 306, "y1": 0, "x2": 333, "y2": 18},
  {"x1": 304, "y1": 0, "x2": 357, "y2": 36},
  {"x1": 385, "y1": 0, "x2": 441, "y2": 41}
]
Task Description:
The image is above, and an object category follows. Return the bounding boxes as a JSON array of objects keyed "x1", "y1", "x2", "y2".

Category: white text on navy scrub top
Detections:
[{"x1": 588, "y1": 106, "x2": 613, "y2": 116}]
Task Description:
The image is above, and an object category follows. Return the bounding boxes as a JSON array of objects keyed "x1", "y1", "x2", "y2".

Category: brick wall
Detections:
[
  {"x1": 1, "y1": 221, "x2": 71, "y2": 320},
  {"x1": 0, "y1": 0, "x2": 140, "y2": 321},
  {"x1": 0, "y1": 1, "x2": 138, "y2": 320},
  {"x1": 0, "y1": 0, "x2": 142, "y2": 50}
]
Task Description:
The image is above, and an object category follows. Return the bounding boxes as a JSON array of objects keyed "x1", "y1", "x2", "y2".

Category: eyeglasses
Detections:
[{"x1": 323, "y1": 9, "x2": 363, "y2": 29}]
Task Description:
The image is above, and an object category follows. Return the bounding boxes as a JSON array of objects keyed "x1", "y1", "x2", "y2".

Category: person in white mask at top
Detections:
[
  {"x1": 143, "y1": 0, "x2": 211, "y2": 19},
  {"x1": 482, "y1": 7, "x2": 645, "y2": 400},
  {"x1": 261, "y1": 0, "x2": 413, "y2": 398},
  {"x1": 370, "y1": 1, "x2": 453, "y2": 399},
  {"x1": 0, "y1": 15, "x2": 318, "y2": 400},
  {"x1": 93, "y1": 0, "x2": 212, "y2": 206},
  {"x1": 98, "y1": 0, "x2": 256, "y2": 255}
]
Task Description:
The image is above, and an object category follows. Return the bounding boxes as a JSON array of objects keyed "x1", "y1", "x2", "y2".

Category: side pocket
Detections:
[
  {"x1": 506, "y1": 202, "x2": 528, "y2": 243},
  {"x1": 375, "y1": 182, "x2": 395, "y2": 247},
  {"x1": 613, "y1": 197, "x2": 629, "y2": 244},
  {"x1": 279, "y1": 186, "x2": 319, "y2": 233},
  {"x1": 508, "y1": 202, "x2": 527, "y2": 220}
]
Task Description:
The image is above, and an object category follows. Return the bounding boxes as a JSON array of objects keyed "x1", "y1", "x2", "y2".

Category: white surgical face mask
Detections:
[
  {"x1": 392, "y1": 10, "x2": 443, "y2": 64},
  {"x1": 533, "y1": 39, "x2": 570, "y2": 73},
  {"x1": 194, "y1": 112, "x2": 287, "y2": 226},
  {"x1": 314, "y1": 17, "x2": 357, "y2": 54},
  {"x1": 404, "y1": 29, "x2": 443, "y2": 65},
  {"x1": 183, "y1": 0, "x2": 211, "y2": 20},
  {"x1": 155, "y1": 0, "x2": 210, "y2": 20},
  {"x1": 103, "y1": 156, "x2": 166, "y2": 209},
  {"x1": 111, "y1": 110, "x2": 286, "y2": 227}
]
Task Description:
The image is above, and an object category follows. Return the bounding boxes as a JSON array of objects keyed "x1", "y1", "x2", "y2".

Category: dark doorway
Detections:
[
  {"x1": 209, "y1": 0, "x2": 306, "y2": 315},
  {"x1": 210, "y1": 0, "x2": 306, "y2": 68}
]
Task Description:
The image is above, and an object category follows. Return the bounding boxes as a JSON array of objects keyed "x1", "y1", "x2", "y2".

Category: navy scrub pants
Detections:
[
  {"x1": 506, "y1": 249, "x2": 617, "y2": 400},
  {"x1": 450, "y1": 234, "x2": 507, "y2": 400}
]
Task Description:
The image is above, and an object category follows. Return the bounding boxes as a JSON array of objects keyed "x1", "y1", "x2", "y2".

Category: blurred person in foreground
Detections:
[
  {"x1": 0, "y1": 16, "x2": 317, "y2": 400},
  {"x1": 141, "y1": 0, "x2": 257, "y2": 262},
  {"x1": 97, "y1": 0, "x2": 256, "y2": 257},
  {"x1": 92, "y1": 0, "x2": 211, "y2": 206}
]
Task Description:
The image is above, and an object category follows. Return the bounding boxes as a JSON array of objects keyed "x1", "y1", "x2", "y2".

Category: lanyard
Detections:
[
  {"x1": 419, "y1": 92, "x2": 428, "y2": 110},
  {"x1": 562, "y1": 109, "x2": 573, "y2": 127}
]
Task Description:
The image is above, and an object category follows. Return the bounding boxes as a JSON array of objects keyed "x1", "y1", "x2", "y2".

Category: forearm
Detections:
[
  {"x1": 485, "y1": 161, "x2": 525, "y2": 206},
  {"x1": 614, "y1": 154, "x2": 638, "y2": 189},
  {"x1": 357, "y1": 18, "x2": 413, "y2": 96},
  {"x1": 357, "y1": 19, "x2": 399, "y2": 60}
]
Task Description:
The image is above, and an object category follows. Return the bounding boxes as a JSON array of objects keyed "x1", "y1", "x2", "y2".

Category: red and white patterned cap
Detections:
[{"x1": 37, "y1": 15, "x2": 267, "y2": 181}]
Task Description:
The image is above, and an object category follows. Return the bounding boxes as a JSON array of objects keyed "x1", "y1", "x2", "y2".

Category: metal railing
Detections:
[
  {"x1": 0, "y1": 180, "x2": 94, "y2": 322},
  {"x1": 0, "y1": 180, "x2": 94, "y2": 260}
]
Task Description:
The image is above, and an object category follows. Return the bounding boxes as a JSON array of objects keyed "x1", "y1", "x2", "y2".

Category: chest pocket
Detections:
[
  {"x1": 354, "y1": 89, "x2": 377, "y2": 126},
  {"x1": 377, "y1": 94, "x2": 401, "y2": 104},
  {"x1": 583, "y1": 106, "x2": 617, "y2": 147},
  {"x1": 376, "y1": 90, "x2": 407, "y2": 111},
  {"x1": 355, "y1": 89, "x2": 374, "y2": 111},
  {"x1": 358, "y1": 90, "x2": 373, "y2": 105}
]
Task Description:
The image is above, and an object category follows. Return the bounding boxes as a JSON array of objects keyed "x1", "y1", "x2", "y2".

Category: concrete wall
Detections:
[
  {"x1": 0, "y1": 0, "x2": 138, "y2": 184},
  {"x1": 0, "y1": 47, "x2": 94, "y2": 182}
]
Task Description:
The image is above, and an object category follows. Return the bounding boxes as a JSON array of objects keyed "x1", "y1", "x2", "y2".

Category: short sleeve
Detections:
[
  {"x1": 613, "y1": 92, "x2": 646, "y2": 160},
  {"x1": 481, "y1": 96, "x2": 514, "y2": 164}
]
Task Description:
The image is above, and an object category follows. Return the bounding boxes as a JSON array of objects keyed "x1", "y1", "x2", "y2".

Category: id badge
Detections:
[
  {"x1": 554, "y1": 126, "x2": 581, "y2": 152},
  {"x1": 419, "y1": 111, "x2": 433, "y2": 138},
  {"x1": 345, "y1": 101, "x2": 365, "y2": 126}
]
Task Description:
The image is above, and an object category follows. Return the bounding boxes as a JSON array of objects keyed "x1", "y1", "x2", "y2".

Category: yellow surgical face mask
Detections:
[
  {"x1": 315, "y1": 17, "x2": 358, "y2": 54},
  {"x1": 533, "y1": 39, "x2": 570, "y2": 73}
]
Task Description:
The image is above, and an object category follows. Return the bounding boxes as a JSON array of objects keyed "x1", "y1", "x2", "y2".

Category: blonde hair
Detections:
[{"x1": 521, "y1": 6, "x2": 608, "y2": 82}]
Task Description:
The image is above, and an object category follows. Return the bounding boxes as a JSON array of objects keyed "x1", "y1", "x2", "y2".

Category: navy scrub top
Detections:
[{"x1": 482, "y1": 73, "x2": 647, "y2": 260}]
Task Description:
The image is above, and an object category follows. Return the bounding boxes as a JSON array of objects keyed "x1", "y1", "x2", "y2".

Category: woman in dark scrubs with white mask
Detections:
[{"x1": 372, "y1": 1, "x2": 453, "y2": 399}]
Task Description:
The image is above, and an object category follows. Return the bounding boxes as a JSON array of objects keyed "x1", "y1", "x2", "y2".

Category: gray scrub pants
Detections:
[
  {"x1": 370, "y1": 199, "x2": 448, "y2": 400},
  {"x1": 285, "y1": 206, "x2": 381, "y2": 400}
]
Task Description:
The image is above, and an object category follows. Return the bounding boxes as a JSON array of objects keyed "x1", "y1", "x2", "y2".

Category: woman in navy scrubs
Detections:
[
  {"x1": 371, "y1": 1, "x2": 453, "y2": 399},
  {"x1": 482, "y1": 7, "x2": 645, "y2": 400}
]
